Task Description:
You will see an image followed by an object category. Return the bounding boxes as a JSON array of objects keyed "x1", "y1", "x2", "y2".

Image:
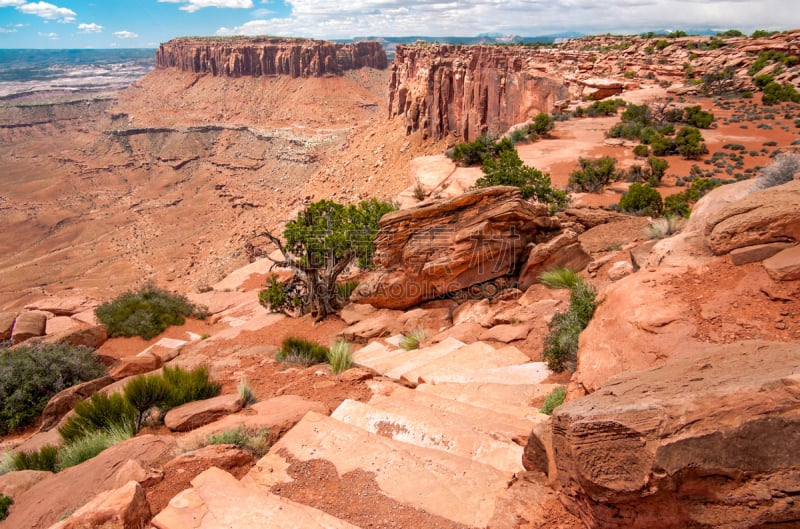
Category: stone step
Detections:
[
  {"x1": 360, "y1": 337, "x2": 466, "y2": 377},
  {"x1": 351, "y1": 340, "x2": 398, "y2": 367},
  {"x1": 151, "y1": 466, "x2": 359, "y2": 529},
  {"x1": 417, "y1": 382, "x2": 562, "y2": 420},
  {"x1": 332, "y1": 398, "x2": 525, "y2": 473},
  {"x1": 245, "y1": 412, "x2": 510, "y2": 528},
  {"x1": 419, "y1": 362, "x2": 553, "y2": 385},
  {"x1": 395, "y1": 342, "x2": 529, "y2": 385}
]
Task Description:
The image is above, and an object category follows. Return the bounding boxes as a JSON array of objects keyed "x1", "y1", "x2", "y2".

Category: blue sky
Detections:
[{"x1": 0, "y1": 0, "x2": 798, "y2": 48}]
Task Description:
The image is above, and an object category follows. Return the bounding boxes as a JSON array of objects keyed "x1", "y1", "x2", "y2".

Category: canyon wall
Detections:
[
  {"x1": 388, "y1": 44, "x2": 569, "y2": 142},
  {"x1": 156, "y1": 37, "x2": 388, "y2": 78}
]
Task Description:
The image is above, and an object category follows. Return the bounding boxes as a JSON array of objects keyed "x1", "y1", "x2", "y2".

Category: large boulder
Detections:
[
  {"x1": 163, "y1": 394, "x2": 244, "y2": 432},
  {"x1": 763, "y1": 244, "x2": 800, "y2": 281},
  {"x1": 552, "y1": 341, "x2": 800, "y2": 529},
  {"x1": 0, "y1": 311, "x2": 18, "y2": 340},
  {"x1": 351, "y1": 187, "x2": 559, "y2": 309},
  {"x1": 518, "y1": 230, "x2": 590, "y2": 290},
  {"x1": 10, "y1": 311, "x2": 47, "y2": 344},
  {"x1": 35, "y1": 324, "x2": 108, "y2": 349},
  {"x1": 47, "y1": 480, "x2": 151, "y2": 529},
  {"x1": 705, "y1": 179, "x2": 800, "y2": 255}
]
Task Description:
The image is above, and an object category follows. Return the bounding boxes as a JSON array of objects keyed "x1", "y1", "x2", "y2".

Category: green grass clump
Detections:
[
  {"x1": 10, "y1": 445, "x2": 59, "y2": 472},
  {"x1": 539, "y1": 268, "x2": 581, "y2": 290},
  {"x1": 206, "y1": 426, "x2": 272, "y2": 457},
  {"x1": 399, "y1": 329, "x2": 426, "y2": 351},
  {"x1": 123, "y1": 373, "x2": 173, "y2": 430},
  {"x1": 95, "y1": 284, "x2": 208, "y2": 340},
  {"x1": 56, "y1": 425, "x2": 132, "y2": 471},
  {"x1": 58, "y1": 393, "x2": 136, "y2": 445},
  {"x1": 0, "y1": 343, "x2": 106, "y2": 435},
  {"x1": 542, "y1": 279, "x2": 597, "y2": 373},
  {"x1": 645, "y1": 216, "x2": 687, "y2": 239},
  {"x1": 540, "y1": 387, "x2": 567, "y2": 415},
  {"x1": 161, "y1": 366, "x2": 222, "y2": 409},
  {"x1": 327, "y1": 339, "x2": 352, "y2": 375},
  {"x1": 0, "y1": 493, "x2": 12, "y2": 521},
  {"x1": 276, "y1": 337, "x2": 330, "y2": 365}
]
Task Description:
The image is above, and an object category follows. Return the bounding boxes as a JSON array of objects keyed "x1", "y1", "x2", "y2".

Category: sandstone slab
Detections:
[
  {"x1": 478, "y1": 323, "x2": 530, "y2": 343},
  {"x1": 47, "y1": 480, "x2": 151, "y2": 529},
  {"x1": 164, "y1": 394, "x2": 244, "y2": 432},
  {"x1": 109, "y1": 353, "x2": 162, "y2": 380},
  {"x1": 553, "y1": 341, "x2": 800, "y2": 529},
  {"x1": 11, "y1": 311, "x2": 47, "y2": 344},
  {"x1": 36, "y1": 324, "x2": 107, "y2": 349},
  {"x1": 0, "y1": 470, "x2": 51, "y2": 498},
  {"x1": 730, "y1": 242, "x2": 795, "y2": 265},
  {"x1": 763, "y1": 244, "x2": 800, "y2": 281},
  {"x1": 0, "y1": 311, "x2": 16, "y2": 340}
]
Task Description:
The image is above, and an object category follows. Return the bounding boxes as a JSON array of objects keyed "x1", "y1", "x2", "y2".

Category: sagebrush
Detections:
[
  {"x1": 276, "y1": 337, "x2": 330, "y2": 365},
  {"x1": 542, "y1": 279, "x2": 597, "y2": 373}
]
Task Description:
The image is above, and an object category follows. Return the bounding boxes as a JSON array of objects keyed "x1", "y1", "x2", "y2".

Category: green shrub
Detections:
[
  {"x1": 619, "y1": 183, "x2": 663, "y2": 216},
  {"x1": 762, "y1": 81, "x2": 800, "y2": 105},
  {"x1": 475, "y1": 149, "x2": 568, "y2": 212},
  {"x1": 647, "y1": 156, "x2": 669, "y2": 184},
  {"x1": 674, "y1": 126, "x2": 708, "y2": 159},
  {"x1": 58, "y1": 393, "x2": 136, "y2": 445},
  {"x1": 540, "y1": 387, "x2": 566, "y2": 415},
  {"x1": 664, "y1": 193, "x2": 691, "y2": 217},
  {"x1": 542, "y1": 280, "x2": 596, "y2": 373},
  {"x1": 0, "y1": 343, "x2": 106, "y2": 435},
  {"x1": 327, "y1": 339, "x2": 352, "y2": 375},
  {"x1": 684, "y1": 106, "x2": 715, "y2": 128},
  {"x1": 0, "y1": 493, "x2": 11, "y2": 521},
  {"x1": 539, "y1": 268, "x2": 581, "y2": 290},
  {"x1": 95, "y1": 284, "x2": 208, "y2": 340},
  {"x1": 161, "y1": 366, "x2": 221, "y2": 409},
  {"x1": 509, "y1": 127, "x2": 529, "y2": 143},
  {"x1": 751, "y1": 29, "x2": 776, "y2": 38},
  {"x1": 568, "y1": 156, "x2": 619, "y2": 192},
  {"x1": 399, "y1": 329, "x2": 426, "y2": 351},
  {"x1": 11, "y1": 445, "x2": 59, "y2": 472},
  {"x1": 529, "y1": 112, "x2": 554, "y2": 136},
  {"x1": 633, "y1": 144, "x2": 649, "y2": 157},
  {"x1": 753, "y1": 74, "x2": 775, "y2": 90},
  {"x1": 237, "y1": 378, "x2": 257, "y2": 406},
  {"x1": 450, "y1": 135, "x2": 512, "y2": 166},
  {"x1": 57, "y1": 424, "x2": 132, "y2": 471},
  {"x1": 276, "y1": 337, "x2": 330, "y2": 365},
  {"x1": 207, "y1": 426, "x2": 272, "y2": 457},
  {"x1": 124, "y1": 374, "x2": 173, "y2": 430}
]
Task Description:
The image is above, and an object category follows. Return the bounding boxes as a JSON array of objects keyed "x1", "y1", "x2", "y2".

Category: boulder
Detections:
[
  {"x1": 519, "y1": 230, "x2": 590, "y2": 290},
  {"x1": 0, "y1": 311, "x2": 18, "y2": 340},
  {"x1": 478, "y1": 323, "x2": 530, "y2": 343},
  {"x1": 338, "y1": 309, "x2": 403, "y2": 342},
  {"x1": 47, "y1": 480, "x2": 151, "y2": 529},
  {"x1": 44, "y1": 316, "x2": 81, "y2": 335},
  {"x1": 0, "y1": 470, "x2": 51, "y2": 498},
  {"x1": 763, "y1": 244, "x2": 800, "y2": 281},
  {"x1": 108, "y1": 353, "x2": 162, "y2": 381},
  {"x1": 164, "y1": 444, "x2": 253, "y2": 473},
  {"x1": 730, "y1": 242, "x2": 795, "y2": 266},
  {"x1": 3, "y1": 435, "x2": 178, "y2": 529},
  {"x1": 705, "y1": 179, "x2": 800, "y2": 255},
  {"x1": 351, "y1": 187, "x2": 559, "y2": 309},
  {"x1": 164, "y1": 394, "x2": 244, "y2": 432},
  {"x1": 40, "y1": 376, "x2": 115, "y2": 431},
  {"x1": 10, "y1": 311, "x2": 47, "y2": 344},
  {"x1": 552, "y1": 341, "x2": 800, "y2": 529},
  {"x1": 23, "y1": 296, "x2": 94, "y2": 316},
  {"x1": 607, "y1": 260, "x2": 634, "y2": 281},
  {"x1": 36, "y1": 324, "x2": 108, "y2": 349}
]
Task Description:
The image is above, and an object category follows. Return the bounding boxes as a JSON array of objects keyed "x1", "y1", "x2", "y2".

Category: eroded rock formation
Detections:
[
  {"x1": 156, "y1": 37, "x2": 387, "y2": 77},
  {"x1": 388, "y1": 44, "x2": 569, "y2": 141}
]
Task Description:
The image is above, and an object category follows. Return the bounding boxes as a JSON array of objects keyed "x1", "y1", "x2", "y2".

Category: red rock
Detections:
[
  {"x1": 558, "y1": 207, "x2": 630, "y2": 229},
  {"x1": 157, "y1": 37, "x2": 387, "y2": 78},
  {"x1": 36, "y1": 324, "x2": 108, "y2": 349},
  {"x1": 607, "y1": 260, "x2": 634, "y2": 281},
  {"x1": 478, "y1": 323, "x2": 531, "y2": 343},
  {"x1": 44, "y1": 316, "x2": 81, "y2": 335},
  {"x1": 519, "y1": 230, "x2": 590, "y2": 290},
  {"x1": 730, "y1": 242, "x2": 795, "y2": 265},
  {"x1": 164, "y1": 394, "x2": 244, "y2": 432},
  {"x1": 24, "y1": 296, "x2": 94, "y2": 316},
  {"x1": 352, "y1": 187, "x2": 558, "y2": 309},
  {"x1": 40, "y1": 376, "x2": 115, "y2": 431},
  {"x1": 10, "y1": 311, "x2": 47, "y2": 344},
  {"x1": 763, "y1": 244, "x2": 800, "y2": 280},
  {"x1": 108, "y1": 353, "x2": 162, "y2": 381},
  {"x1": 0, "y1": 470, "x2": 52, "y2": 498},
  {"x1": 552, "y1": 341, "x2": 800, "y2": 529},
  {"x1": 0, "y1": 311, "x2": 16, "y2": 340},
  {"x1": 164, "y1": 444, "x2": 252, "y2": 472},
  {"x1": 47, "y1": 480, "x2": 151, "y2": 529}
]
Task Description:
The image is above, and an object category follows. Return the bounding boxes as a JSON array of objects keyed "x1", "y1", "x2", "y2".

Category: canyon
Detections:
[{"x1": 1, "y1": 31, "x2": 800, "y2": 529}]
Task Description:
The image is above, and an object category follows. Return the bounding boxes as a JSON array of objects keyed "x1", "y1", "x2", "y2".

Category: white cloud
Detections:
[
  {"x1": 77, "y1": 22, "x2": 103, "y2": 33},
  {"x1": 215, "y1": 0, "x2": 800, "y2": 39},
  {"x1": 37, "y1": 30, "x2": 58, "y2": 39},
  {"x1": 113, "y1": 30, "x2": 139, "y2": 39},
  {"x1": 17, "y1": 1, "x2": 76, "y2": 23},
  {"x1": 158, "y1": 0, "x2": 253, "y2": 13},
  {"x1": 0, "y1": 0, "x2": 25, "y2": 6},
  {"x1": 0, "y1": 27, "x2": 17, "y2": 32}
]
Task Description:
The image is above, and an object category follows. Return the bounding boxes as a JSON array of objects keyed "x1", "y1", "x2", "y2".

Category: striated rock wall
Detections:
[
  {"x1": 388, "y1": 44, "x2": 569, "y2": 141},
  {"x1": 156, "y1": 37, "x2": 387, "y2": 78}
]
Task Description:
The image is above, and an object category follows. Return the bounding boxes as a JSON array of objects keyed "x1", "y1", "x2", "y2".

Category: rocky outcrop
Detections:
[
  {"x1": 47, "y1": 480, "x2": 151, "y2": 529},
  {"x1": 10, "y1": 311, "x2": 47, "y2": 344},
  {"x1": 388, "y1": 44, "x2": 568, "y2": 141},
  {"x1": 351, "y1": 187, "x2": 559, "y2": 309},
  {"x1": 156, "y1": 37, "x2": 387, "y2": 78},
  {"x1": 163, "y1": 394, "x2": 244, "y2": 432},
  {"x1": 552, "y1": 341, "x2": 800, "y2": 529},
  {"x1": 40, "y1": 376, "x2": 114, "y2": 431}
]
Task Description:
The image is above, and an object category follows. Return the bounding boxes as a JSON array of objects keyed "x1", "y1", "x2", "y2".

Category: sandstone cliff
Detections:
[
  {"x1": 156, "y1": 37, "x2": 388, "y2": 78},
  {"x1": 388, "y1": 44, "x2": 569, "y2": 141}
]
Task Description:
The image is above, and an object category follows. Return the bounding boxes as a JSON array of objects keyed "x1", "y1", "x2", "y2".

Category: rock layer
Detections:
[
  {"x1": 552, "y1": 341, "x2": 800, "y2": 529},
  {"x1": 388, "y1": 44, "x2": 568, "y2": 141},
  {"x1": 156, "y1": 37, "x2": 387, "y2": 78}
]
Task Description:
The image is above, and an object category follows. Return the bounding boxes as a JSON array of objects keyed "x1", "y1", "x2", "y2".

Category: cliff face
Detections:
[
  {"x1": 388, "y1": 44, "x2": 569, "y2": 142},
  {"x1": 156, "y1": 37, "x2": 387, "y2": 78}
]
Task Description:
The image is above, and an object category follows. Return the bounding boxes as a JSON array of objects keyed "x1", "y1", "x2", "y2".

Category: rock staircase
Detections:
[{"x1": 151, "y1": 336, "x2": 557, "y2": 529}]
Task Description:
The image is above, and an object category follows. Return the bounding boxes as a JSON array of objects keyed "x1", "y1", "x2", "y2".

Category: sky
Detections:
[{"x1": 0, "y1": 0, "x2": 798, "y2": 49}]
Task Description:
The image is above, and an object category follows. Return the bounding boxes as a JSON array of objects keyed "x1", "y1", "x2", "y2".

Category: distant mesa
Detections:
[{"x1": 156, "y1": 37, "x2": 388, "y2": 78}]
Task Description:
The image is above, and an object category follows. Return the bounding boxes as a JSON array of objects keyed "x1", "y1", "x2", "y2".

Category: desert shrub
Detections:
[
  {"x1": 583, "y1": 98, "x2": 626, "y2": 117},
  {"x1": 237, "y1": 378, "x2": 256, "y2": 406},
  {"x1": 124, "y1": 374, "x2": 173, "y2": 430},
  {"x1": 161, "y1": 366, "x2": 221, "y2": 409},
  {"x1": 10, "y1": 445, "x2": 59, "y2": 472},
  {"x1": 751, "y1": 29, "x2": 776, "y2": 38},
  {"x1": 542, "y1": 280, "x2": 596, "y2": 373},
  {"x1": 753, "y1": 74, "x2": 775, "y2": 90},
  {"x1": 276, "y1": 337, "x2": 329, "y2": 365},
  {"x1": 0, "y1": 493, "x2": 11, "y2": 521},
  {"x1": 753, "y1": 153, "x2": 800, "y2": 189},
  {"x1": 633, "y1": 144, "x2": 649, "y2": 157},
  {"x1": 399, "y1": 329, "x2": 426, "y2": 351},
  {"x1": 58, "y1": 393, "x2": 136, "y2": 445},
  {"x1": 674, "y1": 126, "x2": 708, "y2": 159},
  {"x1": 207, "y1": 426, "x2": 272, "y2": 457},
  {"x1": 762, "y1": 81, "x2": 800, "y2": 105},
  {"x1": 57, "y1": 424, "x2": 132, "y2": 471},
  {"x1": 327, "y1": 339, "x2": 352, "y2": 375},
  {"x1": 0, "y1": 343, "x2": 106, "y2": 435},
  {"x1": 528, "y1": 112, "x2": 555, "y2": 137},
  {"x1": 664, "y1": 193, "x2": 691, "y2": 217},
  {"x1": 509, "y1": 127, "x2": 529, "y2": 143},
  {"x1": 450, "y1": 135, "x2": 512, "y2": 166},
  {"x1": 95, "y1": 284, "x2": 207, "y2": 340},
  {"x1": 540, "y1": 387, "x2": 567, "y2": 415},
  {"x1": 684, "y1": 106, "x2": 715, "y2": 128},
  {"x1": 568, "y1": 156, "x2": 619, "y2": 192},
  {"x1": 646, "y1": 216, "x2": 687, "y2": 239},
  {"x1": 259, "y1": 274, "x2": 303, "y2": 315},
  {"x1": 475, "y1": 149, "x2": 568, "y2": 212},
  {"x1": 647, "y1": 156, "x2": 669, "y2": 184},
  {"x1": 619, "y1": 183, "x2": 663, "y2": 216},
  {"x1": 539, "y1": 268, "x2": 581, "y2": 290}
]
